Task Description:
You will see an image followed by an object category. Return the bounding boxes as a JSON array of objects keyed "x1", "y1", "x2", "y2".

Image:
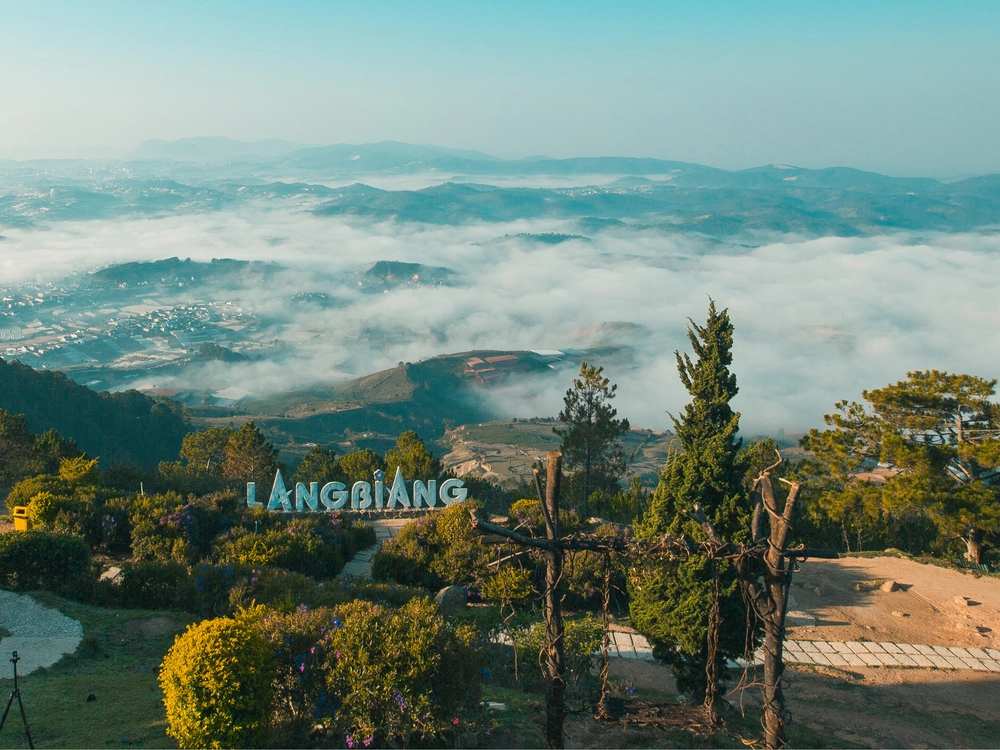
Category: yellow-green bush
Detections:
[
  {"x1": 315, "y1": 598, "x2": 481, "y2": 746},
  {"x1": 372, "y1": 501, "x2": 488, "y2": 591},
  {"x1": 159, "y1": 616, "x2": 276, "y2": 749}
]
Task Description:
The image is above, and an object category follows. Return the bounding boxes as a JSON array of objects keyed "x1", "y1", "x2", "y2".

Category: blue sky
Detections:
[{"x1": 1, "y1": 1, "x2": 997, "y2": 175}]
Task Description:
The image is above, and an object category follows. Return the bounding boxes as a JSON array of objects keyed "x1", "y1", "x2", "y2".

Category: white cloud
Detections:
[{"x1": 2, "y1": 207, "x2": 998, "y2": 435}]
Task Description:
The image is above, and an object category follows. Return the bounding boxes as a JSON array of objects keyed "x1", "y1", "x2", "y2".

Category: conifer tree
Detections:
[
  {"x1": 222, "y1": 421, "x2": 280, "y2": 490},
  {"x1": 293, "y1": 444, "x2": 343, "y2": 486},
  {"x1": 384, "y1": 430, "x2": 442, "y2": 479},
  {"x1": 555, "y1": 362, "x2": 630, "y2": 518},
  {"x1": 629, "y1": 300, "x2": 752, "y2": 701}
]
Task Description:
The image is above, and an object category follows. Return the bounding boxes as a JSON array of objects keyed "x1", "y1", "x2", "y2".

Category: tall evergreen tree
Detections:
[
  {"x1": 629, "y1": 300, "x2": 753, "y2": 701},
  {"x1": 222, "y1": 421, "x2": 280, "y2": 490},
  {"x1": 554, "y1": 362, "x2": 630, "y2": 518}
]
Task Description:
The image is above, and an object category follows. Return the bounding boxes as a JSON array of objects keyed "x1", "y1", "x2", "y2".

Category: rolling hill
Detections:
[{"x1": 0, "y1": 358, "x2": 189, "y2": 467}]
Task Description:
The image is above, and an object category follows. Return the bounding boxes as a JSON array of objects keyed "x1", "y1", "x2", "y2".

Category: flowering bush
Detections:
[
  {"x1": 252, "y1": 598, "x2": 481, "y2": 747},
  {"x1": 130, "y1": 491, "x2": 238, "y2": 565}
]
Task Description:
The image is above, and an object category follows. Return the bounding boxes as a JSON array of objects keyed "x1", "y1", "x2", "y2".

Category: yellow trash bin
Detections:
[{"x1": 11, "y1": 506, "x2": 29, "y2": 532}]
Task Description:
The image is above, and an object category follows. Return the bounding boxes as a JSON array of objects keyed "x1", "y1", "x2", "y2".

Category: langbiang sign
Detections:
[{"x1": 247, "y1": 467, "x2": 467, "y2": 512}]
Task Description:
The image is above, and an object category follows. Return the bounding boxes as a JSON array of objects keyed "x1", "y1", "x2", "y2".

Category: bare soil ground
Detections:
[
  {"x1": 786, "y1": 555, "x2": 1000, "y2": 649},
  {"x1": 540, "y1": 556, "x2": 1000, "y2": 748}
]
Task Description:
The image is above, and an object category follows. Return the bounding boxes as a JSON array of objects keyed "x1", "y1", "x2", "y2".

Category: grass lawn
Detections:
[{"x1": 0, "y1": 592, "x2": 196, "y2": 749}]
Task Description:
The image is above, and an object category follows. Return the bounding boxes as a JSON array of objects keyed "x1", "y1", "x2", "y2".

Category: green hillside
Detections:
[
  {"x1": 0, "y1": 358, "x2": 189, "y2": 467},
  {"x1": 222, "y1": 350, "x2": 556, "y2": 456}
]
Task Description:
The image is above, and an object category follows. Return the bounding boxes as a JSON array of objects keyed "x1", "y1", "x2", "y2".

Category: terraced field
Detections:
[{"x1": 439, "y1": 418, "x2": 675, "y2": 486}]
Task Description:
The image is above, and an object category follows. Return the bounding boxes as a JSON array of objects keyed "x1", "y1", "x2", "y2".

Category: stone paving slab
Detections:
[{"x1": 779, "y1": 640, "x2": 1000, "y2": 673}]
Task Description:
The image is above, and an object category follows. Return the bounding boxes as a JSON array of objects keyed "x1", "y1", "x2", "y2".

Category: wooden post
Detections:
[
  {"x1": 757, "y1": 470, "x2": 801, "y2": 750},
  {"x1": 597, "y1": 552, "x2": 612, "y2": 718},
  {"x1": 542, "y1": 451, "x2": 566, "y2": 749}
]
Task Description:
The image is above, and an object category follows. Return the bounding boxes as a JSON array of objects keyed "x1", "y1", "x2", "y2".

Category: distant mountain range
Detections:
[{"x1": 2, "y1": 138, "x2": 999, "y2": 237}]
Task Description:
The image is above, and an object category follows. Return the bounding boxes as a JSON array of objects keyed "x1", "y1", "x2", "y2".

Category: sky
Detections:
[{"x1": 1, "y1": 0, "x2": 998, "y2": 176}]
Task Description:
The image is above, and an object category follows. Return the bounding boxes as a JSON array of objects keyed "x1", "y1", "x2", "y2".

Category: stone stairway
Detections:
[{"x1": 338, "y1": 520, "x2": 402, "y2": 578}]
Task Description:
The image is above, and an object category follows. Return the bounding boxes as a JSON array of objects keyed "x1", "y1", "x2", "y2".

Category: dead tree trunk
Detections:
[
  {"x1": 754, "y1": 464, "x2": 801, "y2": 750},
  {"x1": 703, "y1": 564, "x2": 721, "y2": 724},
  {"x1": 597, "y1": 552, "x2": 612, "y2": 718},
  {"x1": 540, "y1": 451, "x2": 566, "y2": 749},
  {"x1": 963, "y1": 528, "x2": 984, "y2": 565}
]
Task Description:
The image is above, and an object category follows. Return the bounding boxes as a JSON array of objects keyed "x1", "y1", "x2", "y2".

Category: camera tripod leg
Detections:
[
  {"x1": 0, "y1": 689, "x2": 14, "y2": 732},
  {"x1": 17, "y1": 691, "x2": 33, "y2": 749}
]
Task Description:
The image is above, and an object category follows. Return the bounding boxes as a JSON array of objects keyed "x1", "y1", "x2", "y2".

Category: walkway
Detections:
[
  {"x1": 338, "y1": 519, "x2": 407, "y2": 578},
  {"x1": 605, "y1": 630, "x2": 1000, "y2": 672}
]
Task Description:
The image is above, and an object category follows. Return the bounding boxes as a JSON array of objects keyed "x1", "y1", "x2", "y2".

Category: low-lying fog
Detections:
[{"x1": 2, "y1": 207, "x2": 998, "y2": 435}]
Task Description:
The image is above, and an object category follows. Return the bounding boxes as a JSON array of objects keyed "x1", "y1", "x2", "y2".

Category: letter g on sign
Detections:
[{"x1": 438, "y1": 478, "x2": 468, "y2": 505}]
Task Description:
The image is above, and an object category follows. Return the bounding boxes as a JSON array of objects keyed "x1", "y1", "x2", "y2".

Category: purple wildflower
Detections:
[{"x1": 393, "y1": 690, "x2": 406, "y2": 709}]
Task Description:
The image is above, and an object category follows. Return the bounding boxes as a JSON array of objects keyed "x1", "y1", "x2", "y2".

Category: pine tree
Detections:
[
  {"x1": 801, "y1": 370, "x2": 1000, "y2": 563},
  {"x1": 629, "y1": 300, "x2": 752, "y2": 701},
  {"x1": 384, "y1": 430, "x2": 442, "y2": 479},
  {"x1": 222, "y1": 421, "x2": 279, "y2": 490},
  {"x1": 293, "y1": 444, "x2": 343, "y2": 486},
  {"x1": 554, "y1": 362, "x2": 630, "y2": 518}
]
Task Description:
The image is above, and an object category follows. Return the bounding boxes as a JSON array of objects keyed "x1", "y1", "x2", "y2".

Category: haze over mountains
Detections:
[
  {"x1": 1, "y1": 138, "x2": 998, "y2": 437},
  {"x1": 2, "y1": 138, "x2": 998, "y2": 236}
]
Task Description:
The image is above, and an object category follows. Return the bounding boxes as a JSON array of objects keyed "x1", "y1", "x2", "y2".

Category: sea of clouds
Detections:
[{"x1": 2, "y1": 206, "x2": 998, "y2": 435}]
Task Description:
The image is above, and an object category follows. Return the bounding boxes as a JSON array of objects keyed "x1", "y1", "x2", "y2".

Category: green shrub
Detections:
[
  {"x1": 563, "y1": 526, "x2": 630, "y2": 611},
  {"x1": 481, "y1": 565, "x2": 533, "y2": 604},
  {"x1": 309, "y1": 599, "x2": 481, "y2": 746},
  {"x1": 508, "y1": 498, "x2": 582, "y2": 536},
  {"x1": 216, "y1": 524, "x2": 342, "y2": 579},
  {"x1": 322, "y1": 579, "x2": 427, "y2": 608},
  {"x1": 114, "y1": 560, "x2": 197, "y2": 611},
  {"x1": 227, "y1": 567, "x2": 321, "y2": 614},
  {"x1": 512, "y1": 615, "x2": 602, "y2": 698},
  {"x1": 160, "y1": 616, "x2": 277, "y2": 749},
  {"x1": 0, "y1": 531, "x2": 92, "y2": 595},
  {"x1": 373, "y1": 501, "x2": 488, "y2": 591},
  {"x1": 215, "y1": 514, "x2": 372, "y2": 580}
]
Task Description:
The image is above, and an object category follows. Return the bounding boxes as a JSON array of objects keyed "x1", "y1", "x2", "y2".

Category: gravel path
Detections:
[{"x1": 0, "y1": 590, "x2": 83, "y2": 675}]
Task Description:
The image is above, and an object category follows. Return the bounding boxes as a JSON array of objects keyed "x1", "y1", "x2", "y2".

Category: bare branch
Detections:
[{"x1": 684, "y1": 502, "x2": 724, "y2": 546}]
